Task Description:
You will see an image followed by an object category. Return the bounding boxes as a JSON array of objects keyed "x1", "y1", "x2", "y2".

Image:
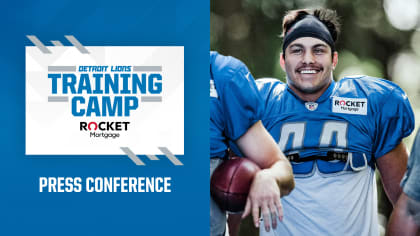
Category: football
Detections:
[{"x1": 210, "y1": 157, "x2": 261, "y2": 213}]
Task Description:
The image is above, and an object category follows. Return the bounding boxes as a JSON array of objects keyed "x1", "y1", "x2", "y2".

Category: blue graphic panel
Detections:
[{"x1": 0, "y1": 0, "x2": 209, "y2": 235}]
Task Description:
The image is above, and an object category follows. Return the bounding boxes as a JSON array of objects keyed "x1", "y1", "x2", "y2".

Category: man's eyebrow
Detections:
[
  {"x1": 289, "y1": 44, "x2": 303, "y2": 48},
  {"x1": 313, "y1": 44, "x2": 328, "y2": 48},
  {"x1": 289, "y1": 43, "x2": 328, "y2": 49}
]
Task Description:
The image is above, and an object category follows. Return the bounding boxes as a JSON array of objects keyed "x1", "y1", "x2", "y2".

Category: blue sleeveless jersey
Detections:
[
  {"x1": 209, "y1": 51, "x2": 263, "y2": 158},
  {"x1": 257, "y1": 76, "x2": 414, "y2": 175}
]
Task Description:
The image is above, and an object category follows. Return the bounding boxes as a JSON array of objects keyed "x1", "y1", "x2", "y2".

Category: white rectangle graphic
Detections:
[
  {"x1": 26, "y1": 46, "x2": 184, "y2": 155},
  {"x1": 332, "y1": 97, "x2": 367, "y2": 115}
]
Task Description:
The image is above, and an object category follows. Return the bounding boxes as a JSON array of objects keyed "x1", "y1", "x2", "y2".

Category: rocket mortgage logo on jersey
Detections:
[
  {"x1": 332, "y1": 97, "x2": 368, "y2": 115},
  {"x1": 48, "y1": 65, "x2": 163, "y2": 139}
]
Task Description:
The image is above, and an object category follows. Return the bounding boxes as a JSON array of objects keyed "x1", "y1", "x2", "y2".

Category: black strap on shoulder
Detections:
[{"x1": 286, "y1": 151, "x2": 348, "y2": 163}]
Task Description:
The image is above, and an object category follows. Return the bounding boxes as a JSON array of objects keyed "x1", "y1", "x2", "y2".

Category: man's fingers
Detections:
[
  {"x1": 252, "y1": 201, "x2": 260, "y2": 228},
  {"x1": 269, "y1": 202, "x2": 278, "y2": 229},
  {"x1": 275, "y1": 197, "x2": 283, "y2": 221},
  {"x1": 262, "y1": 204, "x2": 271, "y2": 232},
  {"x1": 242, "y1": 197, "x2": 251, "y2": 219}
]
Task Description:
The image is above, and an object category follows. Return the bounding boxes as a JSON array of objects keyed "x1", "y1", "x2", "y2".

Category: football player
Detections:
[
  {"x1": 210, "y1": 51, "x2": 294, "y2": 236},
  {"x1": 255, "y1": 9, "x2": 414, "y2": 235}
]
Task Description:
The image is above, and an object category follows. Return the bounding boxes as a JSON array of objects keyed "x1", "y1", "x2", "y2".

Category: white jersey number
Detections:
[{"x1": 278, "y1": 121, "x2": 348, "y2": 151}]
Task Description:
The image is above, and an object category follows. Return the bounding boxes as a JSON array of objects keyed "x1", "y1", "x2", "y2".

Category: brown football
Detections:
[{"x1": 210, "y1": 157, "x2": 261, "y2": 213}]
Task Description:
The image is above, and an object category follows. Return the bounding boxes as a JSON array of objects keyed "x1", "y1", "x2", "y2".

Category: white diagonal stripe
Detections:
[
  {"x1": 120, "y1": 147, "x2": 145, "y2": 165},
  {"x1": 146, "y1": 155, "x2": 159, "y2": 160},
  {"x1": 51, "y1": 40, "x2": 63, "y2": 46},
  {"x1": 158, "y1": 147, "x2": 183, "y2": 166},
  {"x1": 26, "y1": 35, "x2": 51, "y2": 54},
  {"x1": 65, "y1": 35, "x2": 89, "y2": 54}
]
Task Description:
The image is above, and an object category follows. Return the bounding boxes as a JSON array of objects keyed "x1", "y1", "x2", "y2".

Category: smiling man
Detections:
[{"x1": 255, "y1": 8, "x2": 415, "y2": 235}]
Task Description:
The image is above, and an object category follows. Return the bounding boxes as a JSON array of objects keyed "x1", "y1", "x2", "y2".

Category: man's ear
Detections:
[
  {"x1": 332, "y1": 51, "x2": 338, "y2": 69},
  {"x1": 280, "y1": 53, "x2": 286, "y2": 71}
]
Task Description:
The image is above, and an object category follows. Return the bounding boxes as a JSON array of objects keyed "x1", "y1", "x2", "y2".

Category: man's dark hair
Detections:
[{"x1": 281, "y1": 8, "x2": 341, "y2": 43}]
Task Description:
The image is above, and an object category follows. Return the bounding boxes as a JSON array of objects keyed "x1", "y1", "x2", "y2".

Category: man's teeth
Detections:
[{"x1": 300, "y1": 70, "x2": 317, "y2": 74}]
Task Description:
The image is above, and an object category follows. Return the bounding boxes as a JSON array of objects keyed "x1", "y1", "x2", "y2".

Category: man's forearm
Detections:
[
  {"x1": 259, "y1": 158, "x2": 294, "y2": 196},
  {"x1": 377, "y1": 143, "x2": 408, "y2": 205}
]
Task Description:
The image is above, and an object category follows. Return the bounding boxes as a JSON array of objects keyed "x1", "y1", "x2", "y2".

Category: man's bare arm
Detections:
[
  {"x1": 376, "y1": 142, "x2": 408, "y2": 205},
  {"x1": 236, "y1": 121, "x2": 294, "y2": 194},
  {"x1": 235, "y1": 121, "x2": 294, "y2": 231}
]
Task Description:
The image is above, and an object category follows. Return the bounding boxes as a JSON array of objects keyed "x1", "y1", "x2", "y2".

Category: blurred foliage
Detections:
[{"x1": 211, "y1": 0, "x2": 420, "y2": 148}]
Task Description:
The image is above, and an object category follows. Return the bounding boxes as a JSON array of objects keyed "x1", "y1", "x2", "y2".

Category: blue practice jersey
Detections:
[
  {"x1": 209, "y1": 51, "x2": 263, "y2": 158},
  {"x1": 257, "y1": 76, "x2": 414, "y2": 236},
  {"x1": 258, "y1": 76, "x2": 414, "y2": 175}
]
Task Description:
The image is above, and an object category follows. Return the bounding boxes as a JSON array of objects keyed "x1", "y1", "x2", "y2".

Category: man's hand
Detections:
[
  {"x1": 242, "y1": 169, "x2": 283, "y2": 232},
  {"x1": 387, "y1": 192, "x2": 420, "y2": 235},
  {"x1": 236, "y1": 121, "x2": 294, "y2": 232}
]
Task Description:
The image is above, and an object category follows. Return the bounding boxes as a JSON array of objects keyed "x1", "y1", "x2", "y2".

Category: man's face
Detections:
[{"x1": 280, "y1": 37, "x2": 338, "y2": 94}]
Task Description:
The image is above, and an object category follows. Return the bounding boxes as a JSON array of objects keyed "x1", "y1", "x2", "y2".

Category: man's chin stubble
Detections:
[{"x1": 296, "y1": 86, "x2": 322, "y2": 94}]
